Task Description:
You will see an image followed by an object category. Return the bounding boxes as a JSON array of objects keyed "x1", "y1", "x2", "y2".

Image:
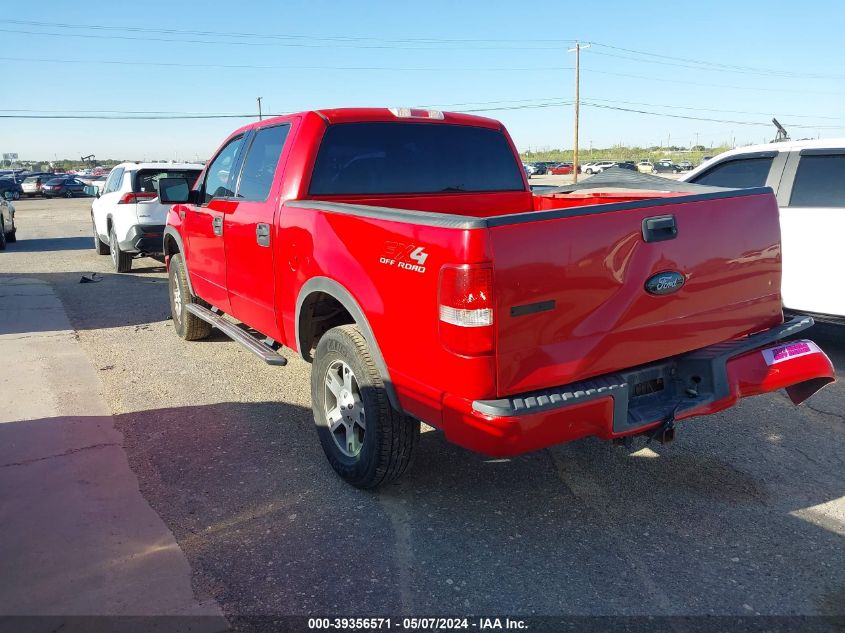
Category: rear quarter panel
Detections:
[{"x1": 278, "y1": 205, "x2": 495, "y2": 426}]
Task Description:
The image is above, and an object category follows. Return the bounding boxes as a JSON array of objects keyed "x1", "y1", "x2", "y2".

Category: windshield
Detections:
[{"x1": 309, "y1": 122, "x2": 525, "y2": 196}]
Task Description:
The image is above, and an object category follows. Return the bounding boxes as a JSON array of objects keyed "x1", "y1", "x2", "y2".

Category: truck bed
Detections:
[{"x1": 292, "y1": 182, "x2": 781, "y2": 398}]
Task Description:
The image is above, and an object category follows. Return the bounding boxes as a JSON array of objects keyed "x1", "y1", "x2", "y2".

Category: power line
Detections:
[
  {"x1": 0, "y1": 55, "x2": 571, "y2": 73},
  {"x1": 586, "y1": 68, "x2": 845, "y2": 97},
  {"x1": 0, "y1": 26, "x2": 567, "y2": 51},
  {"x1": 6, "y1": 54, "x2": 845, "y2": 98},
  {"x1": 3, "y1": 18, "x2": 576, "y2": 46},
  {"x1": 1, "y1": 19, "x2": 832, "y2": 81},
  {"x1": 589, "y1": 48, "x2": 845, "y2": 81},
  {"x1": 0, "y1": 114, "x2": 266, "y2": 120},
  {"x1": 590, "y1": 42, "x2": 833, "y2": 79},
  {"x1": 2, "y1": 101, "x2": 841, "y2": 131},
  {"x1": 583, "y1": 102, "x2": 845, "y2": 130},
  {"x1": 585, "y1": 97, "x2": 845, "y2": 121}
]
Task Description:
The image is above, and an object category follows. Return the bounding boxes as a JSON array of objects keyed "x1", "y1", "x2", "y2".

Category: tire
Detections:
[
  {"x1": 64, "y1": 190, "x2": 73, "y2": 199},
  {"x1": 109, "y1": 226, "x2": 133, "y2": 273},
  {"x1": 312, "y1": 325, "x2": 420, "y2": 488},
  {"x1": 6, "y1": 228, "x2": 15, "y2": 243},
  {"x1": 93, "y1": 218, "x2": 109, "y2": 254},
  {"x1": 168, "y1": 252, "x2": 212, "y2": 341},
  {"x1": 0, "y1": 219, "x2": 6, "y2": 251}
]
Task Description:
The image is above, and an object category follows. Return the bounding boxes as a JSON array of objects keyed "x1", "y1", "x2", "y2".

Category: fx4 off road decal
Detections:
[{"x1": 379, "y1": 241, "x2": 429, "y2": 273}]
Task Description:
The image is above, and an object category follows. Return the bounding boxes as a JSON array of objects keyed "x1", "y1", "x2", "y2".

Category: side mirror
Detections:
[
  {"x1": 158, "y1": 177, "x2": 191, "y2": 204},
  {"x1": 83, "y1": 185, "x2": 99, "y2": 198}
]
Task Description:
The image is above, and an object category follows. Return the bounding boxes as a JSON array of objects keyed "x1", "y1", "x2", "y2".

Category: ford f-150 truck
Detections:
[{"x1": 158, "y1": 107, "x2": 835, "y2": 488}]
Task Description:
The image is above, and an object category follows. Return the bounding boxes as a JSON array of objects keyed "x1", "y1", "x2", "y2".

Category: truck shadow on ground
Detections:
[
  {"x1": 0, "y1": 271, "x2": 171, "y2": 334},
  {"x1": 87, "y1": 390, "x2": 845, "y2": 619},
  {"x1": 5, "y1": 236, "x2": 93, "y2": 252}
]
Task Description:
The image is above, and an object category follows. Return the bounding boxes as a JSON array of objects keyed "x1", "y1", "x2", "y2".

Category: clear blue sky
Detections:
[{"x1": 3, "y1": 0, "x2": 845, "y2": 161}]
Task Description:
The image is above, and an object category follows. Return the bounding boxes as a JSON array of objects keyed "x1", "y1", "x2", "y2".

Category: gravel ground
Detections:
[{"x1": 2, "y1": 197, "x2": 843, "y2": 627}]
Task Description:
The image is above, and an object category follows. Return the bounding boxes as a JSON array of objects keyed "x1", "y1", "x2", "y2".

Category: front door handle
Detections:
[
  {"x1": 256, "y1": 223, "x2": 270, "y2": 247},
  {"x1": 212, "y1": 216, "x2": 223, "y2": 236}
]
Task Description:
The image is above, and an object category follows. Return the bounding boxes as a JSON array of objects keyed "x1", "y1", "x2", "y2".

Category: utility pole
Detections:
[
  {"x1": 568, "y1": 41, "x2": 590, "y2": 183},
  {"x1": 257, "y1": 97, "x2": 263, "y2": 121}
]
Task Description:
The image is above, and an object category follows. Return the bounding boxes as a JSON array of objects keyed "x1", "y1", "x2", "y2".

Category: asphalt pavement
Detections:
[{"x1": 0, "y1": 196, "x2": 842, "y2": 630}]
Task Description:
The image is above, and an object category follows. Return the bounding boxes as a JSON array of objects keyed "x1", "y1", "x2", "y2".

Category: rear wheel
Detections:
[
  {"x1": 168, "y1": 253, "x2": 212, "y2": 341},
  {"x1": 0, "y1": 219, "x2": 6, "y2": 250},
  {"x1": 6, "y1": 228, "x2": 15, "y2": 243},
  {"x1": 312, "y1": 325, "x2": 419, "y2": 488},
  {"x1": 93, "y1": 218, "x2": 109, "y2": 254},
  {"x1": 109, "y1": 226, "x2": 132, "y2": 272}
]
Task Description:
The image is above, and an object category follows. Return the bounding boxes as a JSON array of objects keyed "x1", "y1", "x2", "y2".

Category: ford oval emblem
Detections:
[{"x1": 645, "y1": 271, "x2": 685, "y2": 295}]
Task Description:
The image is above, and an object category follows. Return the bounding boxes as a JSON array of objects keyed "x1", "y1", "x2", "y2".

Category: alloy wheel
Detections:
[{"x1": 324, "y1": 360, "x2": 366, "y2": 457}]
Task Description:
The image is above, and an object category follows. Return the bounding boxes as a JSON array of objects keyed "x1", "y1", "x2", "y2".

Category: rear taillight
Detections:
[
  {"x1": 439, "y1": 264, "x2": 494, "y2": 355},
  {"x1": 119, "y1": 192, "x2": 157, "y2": 204}
]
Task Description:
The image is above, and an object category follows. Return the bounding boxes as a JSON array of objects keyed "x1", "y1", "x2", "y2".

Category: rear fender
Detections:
[{"x1": 295, "y1": 277, "x2": 401, "y2": 412}]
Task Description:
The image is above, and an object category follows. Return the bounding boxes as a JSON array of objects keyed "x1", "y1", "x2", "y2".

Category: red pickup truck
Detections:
[{"x1": 159, "y1": 107, "x2": 835, "y2": 488}]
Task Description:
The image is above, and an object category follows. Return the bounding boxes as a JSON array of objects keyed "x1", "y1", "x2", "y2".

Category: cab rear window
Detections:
[{"x1": 309, "y1": 122, "x2": 525, "y2": 196}]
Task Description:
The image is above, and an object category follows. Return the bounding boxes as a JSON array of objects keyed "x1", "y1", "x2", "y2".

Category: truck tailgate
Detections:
[{"x1": 490, "y1": 191, "x2": 783, "y2": 396}]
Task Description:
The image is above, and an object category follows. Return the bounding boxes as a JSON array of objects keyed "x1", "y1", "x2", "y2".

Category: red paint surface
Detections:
[{"x1": 166, "y1": 108, "x2": 835, "y2": 455}]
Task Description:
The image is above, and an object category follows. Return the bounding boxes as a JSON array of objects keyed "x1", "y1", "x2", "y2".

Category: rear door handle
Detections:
[
  {"x1": 642, "y1": 215, "x2": 677, "y2": 242},
  {"x1": 212, "y1": 216, "x2": 223, "y2": 236},
  {"x1": 256, "y1": 223, "x2": 270, "y2": 247}
]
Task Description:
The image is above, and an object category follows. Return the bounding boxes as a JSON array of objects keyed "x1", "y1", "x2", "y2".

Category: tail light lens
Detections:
[
  {"x1": 119, "y1": 192, "x2": 157, "y2": 204},
  {"x1": 439, "y1": 264, "x2": 494, "y2": 355}
]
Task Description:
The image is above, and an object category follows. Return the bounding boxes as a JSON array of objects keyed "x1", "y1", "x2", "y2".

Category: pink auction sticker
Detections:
[{"x1": 761, "y1": 340, "x2": 821, "y2": 366}]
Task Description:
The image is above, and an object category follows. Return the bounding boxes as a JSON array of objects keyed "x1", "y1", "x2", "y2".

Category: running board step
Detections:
[{"x1": 184, "y1": 303, "x2": 287, "y2": 366}]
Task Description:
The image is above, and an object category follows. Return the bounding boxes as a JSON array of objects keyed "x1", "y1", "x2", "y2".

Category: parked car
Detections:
[
  {"x1": 614, "y1": 161, "x2": 638, "y2": 171},
  {"x1": 41, "y1": 176, "x2": 88, "y2": 198},
  {"x1": 683, "y1": 138, "x2": 845, "y2": 322},
  {"x1": 582, "y1": 161, "x2": 615, "y2": 174},
  {"x1": 89, "y1": 162, "x2": 203, "y2": 272},
  {"x1": 652, "y1": 160, "x2": 680, "y2": 174},
  {"x1": 530, "y1": 161, "x2": 555, "y2": 176},
  {"x1": 156, "y1": 107, "x2": 833, "y2": 488},
  {"x1": 0, "y1": 176, "x2": 23, "y2": 200},
  {"x1": 637, "y1": 160, "x2": 654, "y2": 173},
  {"x1": 0, "y1": 192, "x2": 17, "y2": 249},
  {"x1": 548, "y1": 162, "x2": 574, "y2": 175},
  {"x1": 81, "y1": 174, "x2": 109, "y2": 193},
  {"x1": 522, "y1": 163, "x2": 536, "y2": 176},
  {"x1": 21, "y1": 174, "x2": 56, "y2": 197},
  {"x1": 676, "y1": 160, "x2": 694, "y2": 171}
]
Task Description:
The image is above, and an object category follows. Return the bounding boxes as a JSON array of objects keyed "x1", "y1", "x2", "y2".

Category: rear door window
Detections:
[
  {"x1": 235, "y1": 124, "x2": 290, "y2": 201},
  {"x1": 309, "y1": 122, "x2": 525, "y2": 195},
  {"x1": 104, "y1": 167, "x2": 124, "y2": 194},
  {"x1": 689, "y1": 156, "x2": 773, "y2": 188},
  {"x1": 789, "y1": 154, "x2": 845, "y2": 207}
]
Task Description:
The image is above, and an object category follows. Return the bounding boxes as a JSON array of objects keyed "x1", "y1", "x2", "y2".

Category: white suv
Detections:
[
  {"x1": 583, "y1": 161, "x2": 615, "y2": 175},
  {"x1": 683, "y1": 138, "x2": 845, "y2": 322},
  {"x1": 91, "y1": 162, "x2": 203, "y2": 272}
]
